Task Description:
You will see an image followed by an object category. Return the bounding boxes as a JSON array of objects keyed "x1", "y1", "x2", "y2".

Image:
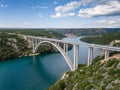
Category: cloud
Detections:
[
  {"x1": 39, "y1": 6, "x2": 48, "y2": 9},
  {"x1": 53, "y1": 0, "x2": 110, "y2": 13},
  {"x1": 23, "y1": 22, "x2": 30, "y2": 26},
  {"x1": 39, "y1": 13, "x2": 43, "y2": 17},
  {"x1": 51, "y1": 12, "x2": 75, "y2": 18},
  {"x1": 0, "y1": 24, "x2": 4, "y2": 27},
  {"x1": 78, "y1": 0, "x2": 120, "y2": 17},
  {"x1": 51, "y1": 1, "x2": 80, "y2": 18},
  {"x1": 55, "y1": 1, "x2": 81, "y2": 13},
  {"x1": 0, "y1": 3, "x2": 8, "y2": 8},
  {"x1": 32, "y1": 5, "x2": 48, "y2": 9},
  {"x1": 81, "y1": 0, "x2": 109, "y2": 6},
  {"x1": 51, "y1": 0, "x2": 120, "y2": 18},
  {"x1": 94, "y1": 16, "x2": 120, "y2": 27},
  {"x1": 54, "y1": 1, "x2": 58, "y2": 5},
  {"x1": 32, "y1": 7, "x2": 35, "y2": 9}
]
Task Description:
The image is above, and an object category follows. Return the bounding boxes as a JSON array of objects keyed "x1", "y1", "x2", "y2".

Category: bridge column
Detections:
[
  {"x1": 87, "y1": 47, "x2": 93, "y2": 66},
  {"x1": 66, "y1": 44, "x2": 68, "y2": 54},
  {"x1": 32, "y1": 39, "x2": 36, "y2": 53},
  {"x1": 35, "y1": 39, "x2": 38, "y2": 46},
  {"x1": 36, "y1": 39, "x2": 40, "y2": 44},
  {"x1": 104, "y1": 50, "x2": 109, "y2": 61},
  {"x1": 64, "y1": 43, "x2": 66, "y2": 52},
  {"x1": 64, "y1": 43, "x2": 68, "y2": 54},
  {"x1": 74, "y1": 45, "x2": 79, "y2": 70},
  {"x1": 57, "y1": 42, "x2": 59, "y2": 46}
]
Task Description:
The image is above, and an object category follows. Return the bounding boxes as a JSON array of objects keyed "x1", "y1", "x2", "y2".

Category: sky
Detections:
[{"x1": 0, "y1": 0, "x2": 120, "y2": 28}]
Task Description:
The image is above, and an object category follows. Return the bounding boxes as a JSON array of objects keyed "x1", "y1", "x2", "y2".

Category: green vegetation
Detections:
[
  {"x1": 52, "y1": 28, "x2": 120, "y2": 36},
  {"x1": 48, "y1": 31, "x2": 118, "y2": 90},
  {"x1": 81, "y1": 32, "x2": 120, "y2": 46},
  {"x1": 52, "y1": 28, "x2": 106, "y2": 36},
  {"x1": 0, "y1": 30, "x2": 72, "y2": 61},
  {"x1": 49, "y1": 57, "x2": 120, "y2": 90},
  {"x1": 0, "y1": 29, "x2": 64, "y2": 39},
  {"x1": 0, "y1": 32, "x2": 31, "y2": 60}
]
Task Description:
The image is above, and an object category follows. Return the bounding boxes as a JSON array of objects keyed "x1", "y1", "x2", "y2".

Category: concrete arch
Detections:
[{"x1": 34, "y1": 41, "x2": 74, "y2": 71}]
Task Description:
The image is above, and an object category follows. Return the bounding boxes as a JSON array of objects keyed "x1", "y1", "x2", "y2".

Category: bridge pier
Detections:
[
  {"x1": 57, "y1": 42, "x2": 59, "y2": 46},
  {"x1": 104, "y1": 50, "x2": 109, "y2": 61},
  {"x1": 87, "y1": 47, "x2": 93, "y2": 66},
  {"x1": 24, "y1": 35, "x2": 120, "y2": 71},
  {"x1": 32, "y1": 39, "x2": 36, "y2": 53},
  {"x1": 64, "y1": 43, "x2": 65, "y2": 52},
  {"x1": 63, "y1": 43, "x2": 68, "y2": 54},
  {"x1": 74, "y1": 45, "x2": 79, "y2": 70}
]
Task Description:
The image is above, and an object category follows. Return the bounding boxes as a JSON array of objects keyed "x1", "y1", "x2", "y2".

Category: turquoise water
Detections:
[{"x1": 0, "y1": 37, "x2": 102, "y2": 90}]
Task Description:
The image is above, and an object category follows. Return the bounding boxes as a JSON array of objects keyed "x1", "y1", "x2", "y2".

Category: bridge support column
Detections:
[
  {"x1": 87, "y1": 47, "x2": 93, "y2": 66},
  {"x1": 66, "y1": 44, "x2": 68, "y2": 54},
  {"x1": 32, "y1": 39, "x2": 36, "y2": 53},
  {"x1": 57, "y1": 42, "x2": 59, "y2": 46},
  {"x1": 64, "y1": 43, "x2": 66, "y2": 52},
  {"x1": 104, "y1": 50, "x2": 109, "y2": 61},
  {"x1": 64, "y1": 43, "x2": 68, "y2": 54},
  {"x1": 74, "y1": 45, "x2": 79, "y2": 70},
  {"x1": 35, "y1": 39, "x2": 38, "y2": 46}
]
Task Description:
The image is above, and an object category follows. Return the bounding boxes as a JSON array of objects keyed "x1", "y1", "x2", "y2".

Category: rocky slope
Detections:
[
  {"x1": 49, "y1": 55, "x2": 120, "y2": 90},
  {"x1": 0, "y1": 32, "x2": 72, "y2": 60}
]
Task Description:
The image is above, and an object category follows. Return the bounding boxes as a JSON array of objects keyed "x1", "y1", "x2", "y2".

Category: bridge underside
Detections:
[
  {"x1": 24, "y1": 36, "x2": 120, "y2": 71},
  {"x1": 33, "y1": 40, "x2": 76, "y2": 71}
]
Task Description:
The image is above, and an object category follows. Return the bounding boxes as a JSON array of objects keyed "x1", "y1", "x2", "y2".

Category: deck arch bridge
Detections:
[{"x1": 23, "y1": 35, "x2": 120, "y2": 71}]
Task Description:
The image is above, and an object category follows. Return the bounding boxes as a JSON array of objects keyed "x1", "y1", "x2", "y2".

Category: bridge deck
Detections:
[{"x1": 25, "y1": 35, "x2": 120, "y2": 52}]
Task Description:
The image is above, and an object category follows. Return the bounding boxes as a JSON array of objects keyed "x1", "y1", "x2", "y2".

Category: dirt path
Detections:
[{"x1": 101, "y1": 54, "x2": 120, "y2": 63}]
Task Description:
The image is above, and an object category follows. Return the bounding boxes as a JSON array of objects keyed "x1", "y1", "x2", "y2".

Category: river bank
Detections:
[
  {"x1": 0, "y1": 32, "x2": 73, "y2": 61},
  {"x1": 49, "y1": 55, "x2": 120, "y2": 90},
  {"x1": 0, "y1": 30, "x2": 65, "y2": 61},
  {"x1": 49, "y1": 35, "x2": 120, "y2": 90},
  {"x1": 0, "y1": 36, "x2": 102, "y2": 90}
]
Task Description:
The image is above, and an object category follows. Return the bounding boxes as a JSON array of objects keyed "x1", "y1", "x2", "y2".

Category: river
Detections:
[{"x1": 0, "y1": 37, "x2": 102, "y2": 90}]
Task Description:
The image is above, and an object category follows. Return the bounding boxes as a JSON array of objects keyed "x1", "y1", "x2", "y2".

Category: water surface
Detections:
[{"x1": 0, "y1": 37, "x2": 102, "y2": 90}]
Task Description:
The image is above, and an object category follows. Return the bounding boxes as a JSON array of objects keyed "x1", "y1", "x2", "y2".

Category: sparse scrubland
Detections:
[
  {"x1": 0, "y1": 30, "x2": 68, "y2": 60},
  {"x1": 49, "y1": 56, "x2": 120, "y2": 90}
]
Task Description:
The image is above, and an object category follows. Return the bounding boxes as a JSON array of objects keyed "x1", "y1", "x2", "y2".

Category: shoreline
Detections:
[{"x1": 0, "y1": 45, "x2": 73, "y2": 61}]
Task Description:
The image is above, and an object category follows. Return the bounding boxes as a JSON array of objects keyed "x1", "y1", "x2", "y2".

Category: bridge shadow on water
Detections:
[
  {"x1": 27, "y1": 54, "x2": 69, "y2": 90},
  {"x1": 28, "y1": 55, "x2": 56, "y2": 81}
]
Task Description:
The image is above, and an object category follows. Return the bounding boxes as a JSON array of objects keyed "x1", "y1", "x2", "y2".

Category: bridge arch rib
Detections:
[{"x1": 34, "y1": 41, "x2": 74, "y2": 71}]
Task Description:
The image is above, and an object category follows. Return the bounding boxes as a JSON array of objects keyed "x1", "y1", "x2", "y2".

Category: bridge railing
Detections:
[{"x1": 24, "y1": 35, "x2": 120, "y2": 70}]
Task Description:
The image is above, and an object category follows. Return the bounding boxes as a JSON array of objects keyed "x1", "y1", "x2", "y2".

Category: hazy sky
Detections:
[{"x1": 0, "y1": 0, "x2": 120, "y2": 28}]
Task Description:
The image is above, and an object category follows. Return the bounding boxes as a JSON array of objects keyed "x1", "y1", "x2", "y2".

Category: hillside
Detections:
[
  {"x1": 51, "y1": 28, "x2": 106, "y2": 36},
  {"x1": 81, "y1": 32, "x2": 120, "y2": 46},
  {"x1": 0, "y1": 30, "x2": 64, "y2": 60},
  {"x1": 0, "y1": 31, "x2": 71, "y2": 61},
  {"x1": 0, "y1": 29, "x2": 64, "y2": 39},
  {"x1": 51, "y1": 28, "x2": 120, "y2": 36},
  {"x1": 0, "y1": 33, "x2": 31, "y2": 60},
  {"x1": 49, "y1": 56, "x2": 120, "y2": 90}
]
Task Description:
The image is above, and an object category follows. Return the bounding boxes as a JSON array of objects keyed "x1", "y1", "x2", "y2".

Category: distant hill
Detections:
[
  {"x1": 104, "y1": 28, "x2": 120, "y2": 33},
  {"x1": 1, "y1": 28, "x2": 120, "y2": 36},
  {"x1": 81, "y1": 32, "x2": 120, "y2": 46},
  {"x1": 50, "y1": 28, "x2": 120, "y2": 36},
  {"x1": 0, "y1": 29, "x2": 64, "y2": 39}
]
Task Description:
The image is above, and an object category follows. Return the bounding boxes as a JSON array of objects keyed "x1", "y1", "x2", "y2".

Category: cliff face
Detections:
[
  {"x1": 0, "y1": 33, "x2": 32, "y2": 60},
  {"x1": 0, "y1": 32, "x2": 72, "y2": 60},
  {"x1": 49, "y1": 56, "x2": 120, "y2": 90}
]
